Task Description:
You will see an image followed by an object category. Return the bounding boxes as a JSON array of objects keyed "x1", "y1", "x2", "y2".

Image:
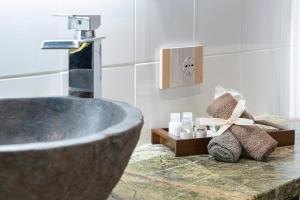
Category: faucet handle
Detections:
[{"x1": 53, "y1": 14, "x2": 101, "y2": 31}]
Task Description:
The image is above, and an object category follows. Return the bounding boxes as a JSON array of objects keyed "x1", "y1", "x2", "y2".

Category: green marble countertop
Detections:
[{"x1": 109, "y1": 117, "x2": 300, "y2": 200}]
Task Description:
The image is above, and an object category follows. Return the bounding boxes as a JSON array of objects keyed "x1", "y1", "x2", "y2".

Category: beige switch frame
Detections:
[{"x1": 160, "y1": 45, "x2": 203, "y2": 90}]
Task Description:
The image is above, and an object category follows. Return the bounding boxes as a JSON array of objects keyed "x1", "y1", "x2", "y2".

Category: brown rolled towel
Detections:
[{"x1": 207, "y1": 93, "x2": 278, "y2": 161}]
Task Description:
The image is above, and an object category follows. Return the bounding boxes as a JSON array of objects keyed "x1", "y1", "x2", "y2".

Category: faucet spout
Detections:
[
  {"x1": 40, "y1": 14, "x2": 104, "y2": 99},
  {"x1": 41, "y1": 40, "x2": 82, "y2": 49}
]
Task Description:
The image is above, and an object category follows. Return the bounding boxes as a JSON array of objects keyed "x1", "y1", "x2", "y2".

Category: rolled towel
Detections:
[
  {"x1": 208, "y1": 131, "x2": 242, "y2": 163},
  {"x1": 207, "y1": 93, "x2": 278, "y2": 161}
]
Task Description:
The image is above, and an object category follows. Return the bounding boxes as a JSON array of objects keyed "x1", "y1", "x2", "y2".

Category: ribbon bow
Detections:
[{"x1": 199, "y1": 100, "x2": 254, "y2": 136}]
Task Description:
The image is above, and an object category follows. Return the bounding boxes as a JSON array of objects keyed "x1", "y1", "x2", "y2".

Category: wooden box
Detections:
[{"x1": 151, "y1": 120, "x2": 295, "y2": 157}]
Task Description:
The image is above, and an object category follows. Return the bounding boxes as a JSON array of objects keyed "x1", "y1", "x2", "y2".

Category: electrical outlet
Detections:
[
  {"x1": 182, "y1": 56, "x2": 194, "y2": 75},
  {"x1": 160, "y1": 46, "x2": 203, "y2": 90},
  {"x1": 181, "y1": 47, "x2": 195, "y2": 78}
]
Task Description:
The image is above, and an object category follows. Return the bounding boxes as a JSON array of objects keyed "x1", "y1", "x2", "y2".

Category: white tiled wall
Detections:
[
  {"x1": 102, "y1": 66, "x2": 134, "y2": 105},
  {"x1": 0, "y1": 0, "x2": 292, "y2": 144}
]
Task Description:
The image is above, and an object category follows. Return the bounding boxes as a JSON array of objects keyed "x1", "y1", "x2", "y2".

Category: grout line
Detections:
[
  {"x1": 279, "y1": 0, "x2": 283, "y2": 115},
  {"x1": 193, "y1": 0, "x2": 196, "y2": 44},
  {"x1": 135, "y1": 61, "x2": 160, "y2": 66},
  {"x1": 204, "y1": 46, "x2": 289, "y2": 58},
  {"x1": 59, "y1": 71, "x2": 64, "y2": 96},
  {"x1": 103, "y1": 45, "x2": 290, "y2": 68},
  {"x1": 280, "y1": 0, "x2": 283, "y2": 44},
  {"x1": 0, "y1": 69, "x2": 68, "y2": 80},
  {"x1": 289, "y1": 0, "x2": 296, "y2": 118},
  {"x1": 0, "y1": 43, "x2": 288, "y2": 81},
  {"x1": 135, "y1": 46, "x2": 289, "y2": 62},
  {"x1": 0, "y1": 62, "x2": 135, "y2": 80},
  {"x1": 134, "y1": 0, "x2": 137, "y2": 63},
  {"x1": 240, "y1": 0, "x2": 244, "y2": 50},
  {"x1": 129, "y1": 45, "x2": 288, "y2": 66},
  {"x1": 238, "y1": 0, "x2": 244, "y2": 94},
  {"x1": 102, "y1": 62, "x2": 135, "y2": 68},
  {"x1": 0, "y1": 47, "x2": 289, "y2": 81},
  {"x1": 134, "y1": 65, "x2": 137, "y2": 106},
  {"x1": 134, "y1": 0, "x2": 137, "y2": 106}
]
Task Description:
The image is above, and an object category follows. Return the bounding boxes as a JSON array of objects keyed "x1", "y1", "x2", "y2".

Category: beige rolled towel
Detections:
[{"x1": 207, "y1": 93, "x2": 278, "y2": 161}]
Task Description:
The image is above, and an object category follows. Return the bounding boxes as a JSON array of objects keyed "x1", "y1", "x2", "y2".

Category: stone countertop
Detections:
[{"x1": 109, "y1": 117, "x2": 300, "y2": 200}]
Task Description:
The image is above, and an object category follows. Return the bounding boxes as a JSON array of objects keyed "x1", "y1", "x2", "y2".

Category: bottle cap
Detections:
[
  {"x1": 170, "y1": 113, "x2": 181, "y2": 122},
  {"x1": 195, "y1": 117, "x2": 201, "y2": 125},
  {"x1": 182, "y1": 112, "x2": 193, "y2": 120}
]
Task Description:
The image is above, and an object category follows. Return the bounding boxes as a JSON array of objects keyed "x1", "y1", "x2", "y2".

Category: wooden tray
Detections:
[{"x1": 151, "y1": 120, "x2": 295, "y2": 157}]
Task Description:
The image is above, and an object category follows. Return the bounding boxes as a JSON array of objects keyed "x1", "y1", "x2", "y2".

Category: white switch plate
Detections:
[{"x1": 160, "y1": 46, "x2": 203, "y2": 90}]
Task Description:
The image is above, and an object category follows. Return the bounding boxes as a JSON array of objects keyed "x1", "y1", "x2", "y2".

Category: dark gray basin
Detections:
[{"x1": 0, "y1": 97, "x2": 143, "y2": 200}]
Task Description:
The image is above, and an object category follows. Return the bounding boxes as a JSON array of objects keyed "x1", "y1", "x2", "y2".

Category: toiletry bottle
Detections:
[
  {"x1": 180, "y1": 112, "x2": 193, "y2": 139},
  {"x1": 194, "y1": 118, "x2": 207, "y2": 138},
  {"x1": 182, "y1": 112, "x2": 193, "y2": 123},
  {"x1": 169, "y1": 113, "x2": 181, "y2": 137}
]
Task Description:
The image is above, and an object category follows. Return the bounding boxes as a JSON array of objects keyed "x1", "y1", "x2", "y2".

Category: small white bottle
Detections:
[
  {"x1": 180, "y1": 112, "x2": 193, "y2": 139},
  {"x1": 169, "y1": 113, "x2": 181, "y2": 137},
  {"x1": 194, "y1": 118, "x2": 207, "y2": 138},
  {"x1": 182, "y1": 112, "x2": 193, "y2": 124}
]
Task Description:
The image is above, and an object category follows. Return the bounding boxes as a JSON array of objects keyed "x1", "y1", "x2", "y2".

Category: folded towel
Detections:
[
  {"x1": 207, "y1": 93, "x2": 278, "y2": 161},
  {"x1": 208, "y1": 131, "x2": 242, "y2": 163}
]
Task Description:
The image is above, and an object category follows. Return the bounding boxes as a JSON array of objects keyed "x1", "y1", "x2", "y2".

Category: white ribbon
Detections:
[{"x1": 199, "y1": 100, "x2": 254, "y2": 136}]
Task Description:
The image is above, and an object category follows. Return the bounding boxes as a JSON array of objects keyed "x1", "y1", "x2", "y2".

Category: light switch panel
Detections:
[{"x1": 160, "y1": 46, "x2": 203, "y2": 90}]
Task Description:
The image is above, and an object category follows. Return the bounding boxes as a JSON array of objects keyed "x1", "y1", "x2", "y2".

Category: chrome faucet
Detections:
[{"x1": 41, "y1": 14, "x2": 104, "y2": 98}]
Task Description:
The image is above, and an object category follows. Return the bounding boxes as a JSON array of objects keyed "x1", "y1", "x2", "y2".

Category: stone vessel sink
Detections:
[{"x1": 0, "y1": 97, "x2": 143, "y2": 200}]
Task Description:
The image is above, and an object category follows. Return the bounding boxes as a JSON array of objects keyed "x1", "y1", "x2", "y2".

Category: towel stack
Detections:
[{"x1": 207, "y1": 93, "x2": 278, "y2": 162}]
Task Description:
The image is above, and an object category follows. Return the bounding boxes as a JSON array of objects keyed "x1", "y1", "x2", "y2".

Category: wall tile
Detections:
[
  {"x1": 242, "y1": 0, "x2": 282, "y2": 50},
  {"x1": 0, "y1": 74, "x2": 61, "y2": 98},
  {"x1": 240, "y1": 49, "x2": 281, "y2": 116},
  {"x1": 102, "y1": 66, "x2": 134, "y2": 105},
  {"x1": 135, "y1": 53, "x2": 241, "y2": 145},
  {"x1": 0, "y1": 0, "x2": 66, "y2": 77},
  {"x1": 58, "y1": 0, "x2": 135, "y2": 66},
  {"x1": 135, "y1": 0, "x2": 194, "y2": 63},
  {"x1": 195, "y1": 0, "x2": 242, "y2": 55}
]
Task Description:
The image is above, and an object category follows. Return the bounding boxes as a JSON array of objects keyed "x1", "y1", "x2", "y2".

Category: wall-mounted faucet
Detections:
[{"x1": 41, "y1": 14, "x2": 104, "y2": 98}]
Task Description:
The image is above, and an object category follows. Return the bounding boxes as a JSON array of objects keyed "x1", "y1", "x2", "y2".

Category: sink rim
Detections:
[{"x1": 0, "y1": 97, "x2": 143, "y2": 152}]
